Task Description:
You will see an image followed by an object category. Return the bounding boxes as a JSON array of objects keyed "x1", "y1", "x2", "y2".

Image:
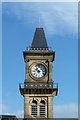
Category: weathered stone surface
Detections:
[{"x1": 20, "y1": 28, "x2": 58, "y2": 119}]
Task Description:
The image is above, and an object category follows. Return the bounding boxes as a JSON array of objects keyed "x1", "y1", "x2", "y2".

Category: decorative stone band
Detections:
[
  {"x1": 19, "y1": 82, "x2": 58, "y2": 96},
  {"x1": 26, "y1": 47, "x2": 52, "y2": 51}
]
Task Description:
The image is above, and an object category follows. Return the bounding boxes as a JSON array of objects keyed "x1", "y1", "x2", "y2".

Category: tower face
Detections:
[{"x1": 19, "y1": 28, "x2": 58, "y2": 118}]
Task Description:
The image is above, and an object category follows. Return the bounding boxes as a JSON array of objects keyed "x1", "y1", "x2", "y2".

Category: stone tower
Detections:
[{"x1": 19, "y1": 28, "x2": 58, "y2": 118}]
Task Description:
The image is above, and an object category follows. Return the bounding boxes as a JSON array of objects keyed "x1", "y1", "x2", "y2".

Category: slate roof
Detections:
[
  {"x1": 0, "y1": 115, "x2": 17, "y2": 119},
  {"x1": 31, "y1": 28, "x2": 48, "y2": 49}
]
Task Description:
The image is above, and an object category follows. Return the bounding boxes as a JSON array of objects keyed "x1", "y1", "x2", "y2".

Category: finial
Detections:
[{"x1": 39, "y1": 16, "x2": 40, "y2": 28}]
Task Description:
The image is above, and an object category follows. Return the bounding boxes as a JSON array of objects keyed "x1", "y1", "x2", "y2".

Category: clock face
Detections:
[{"x1": 31, "y1": 64, "x2": 46, "y2": 78}]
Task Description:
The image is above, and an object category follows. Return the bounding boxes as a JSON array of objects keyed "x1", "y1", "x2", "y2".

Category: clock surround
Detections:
[{"x1": 29, "y1": 62, "x2": 48, "y2": 80}]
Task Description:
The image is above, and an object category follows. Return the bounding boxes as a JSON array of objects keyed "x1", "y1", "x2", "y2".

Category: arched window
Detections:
[
  {"x1": 31, "y1": 100, "x2": 37, "y2": 117},
  {"x1": 40, "y1": 100, "x2": 45, "y2": 117}
]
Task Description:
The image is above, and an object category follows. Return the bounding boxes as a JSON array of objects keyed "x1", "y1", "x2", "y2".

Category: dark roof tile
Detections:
[{"x1": 31, "y1": 28, "x2": 48, "y2": 49}]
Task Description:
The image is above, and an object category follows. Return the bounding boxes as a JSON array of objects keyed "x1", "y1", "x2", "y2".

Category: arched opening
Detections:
[
  {"x1": 40, "y1": 100, "x2": 46, "y2": 117},
  {"x1": 31, "y1": 100, "x2": 37, "y2": 117}
]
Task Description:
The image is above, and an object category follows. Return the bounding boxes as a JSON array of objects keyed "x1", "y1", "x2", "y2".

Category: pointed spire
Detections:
[{"x1": 30, "y1": 28, "x2": 48, "y2": 50}]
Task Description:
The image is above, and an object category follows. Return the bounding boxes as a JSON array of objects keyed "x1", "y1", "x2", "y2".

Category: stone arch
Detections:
[
  {"x1": 40, "y1": 100, "x2": 45, "y2": 105},
  {"x1": 32, "y1": 99, "x2": 37, "y2": 105},
  {"x1": 29, "y1": 98, "x2": 39, "y2": 104},
  {"x1": 41, "y1": 98, "x2": 47, "y2": 104}
]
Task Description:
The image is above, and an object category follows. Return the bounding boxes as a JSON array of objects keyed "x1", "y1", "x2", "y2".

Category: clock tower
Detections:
[{"x1": 19, "y1": 28, "x2": 58, "y2": 118}]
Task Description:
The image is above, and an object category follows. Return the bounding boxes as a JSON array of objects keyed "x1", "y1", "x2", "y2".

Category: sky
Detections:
[
  {"x1": 1, "y1": 2, "x2": 78, "y2": 118},
  {"x1": 1, "y1": 0, "x2": 79, "y2": 3}
]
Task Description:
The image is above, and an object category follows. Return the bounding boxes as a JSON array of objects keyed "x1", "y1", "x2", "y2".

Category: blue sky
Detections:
[{"x1": 2, "y1": 2, "x2": 78, "y2": 118}]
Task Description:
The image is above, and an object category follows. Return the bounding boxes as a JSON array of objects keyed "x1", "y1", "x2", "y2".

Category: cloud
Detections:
[
  {"x1": 1, "y1": 104, "x2": 23, "y2": 118},
  {"x1": 3, "y1": 2, "x2": 78, "y2": 36},
  {"x1": 14, "y1": 103, "x2": 78, "y2": 118},
  {"x1": 0, "y1": 105, "x2": 2, "y2": 114},
  {"x1": 1, "y1": 104, "x2": 9, "y2": 115},
  {"x1": 16, "y1": 110, "x2": 23, "y2": 118},
  {"x1": 54, "y1": 103, "x2": 78, "y2": 118},
  {"x1": 40, "y1": 3, "x2": 78, "y2": 35},
  {"x1": 2, "y1": 0, "x2": 79, "y2": 3},
  {"x1": 1, "y1": 103, "x2": 78, "y2": 118}
]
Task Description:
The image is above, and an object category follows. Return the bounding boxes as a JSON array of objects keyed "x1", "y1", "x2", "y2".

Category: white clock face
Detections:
[{"x1": 31, "y1": 64, "x2": 46, "y2": 78}]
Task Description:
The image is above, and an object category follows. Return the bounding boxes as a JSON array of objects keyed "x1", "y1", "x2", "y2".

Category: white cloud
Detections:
[
  {"x1": 3, "y1": 2, "x2": 78, "y2": 36},
  {"x1": 0, "y1": 103, "x2": 78, "y2": 118},
  {"x1": 2, "y1": 0, "x2": 79, "y2": 3},
  {"x1": 1, "y1": 104, "x2": 9, "y2": 115},
  {"x1": 40, "y1": 3, "x2": 78, "y2": 35},
  {"x1": 1, "y1": 104, "x2": 23, "y2": 118},
  {"x1": 0, "y1": 105, "x2": 2, "y2": 114},
  {"x1": 54, "y1": 103, "x2": 78, "y2": 118},
  {"x1": 16, "y1": 110, "x2": 23, "y2": 118},
  {"x1": 11, "y1": 103, "x2": 78, "y2": 118}
]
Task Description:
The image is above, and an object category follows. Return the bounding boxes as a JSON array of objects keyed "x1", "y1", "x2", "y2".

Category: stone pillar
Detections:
[
  {"x1": 37, "y1": 101, "x2": 40, "y2": 117},
  {"x1": 48, "y1": 96, "x2": 53, "y2": 118},
  {"x1": 45, "y1": 102, "x2": 47, "y2": 118},
  {"x1": 24, "y1": 94, "x2": 29, "y2": 118}
]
